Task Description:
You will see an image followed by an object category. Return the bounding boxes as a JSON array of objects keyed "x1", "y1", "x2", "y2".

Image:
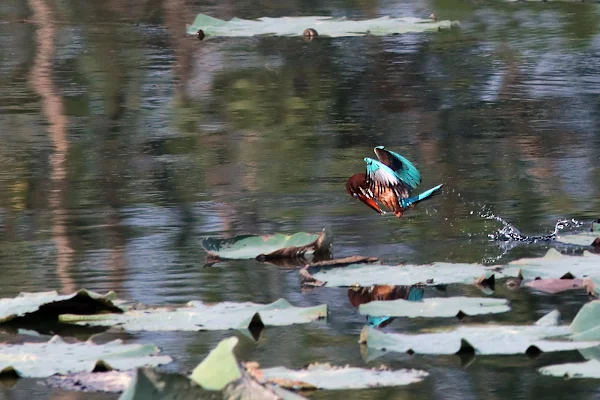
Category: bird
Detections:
[{"x1": 345, "y1": 146, "x2": 443, "y2": 217}]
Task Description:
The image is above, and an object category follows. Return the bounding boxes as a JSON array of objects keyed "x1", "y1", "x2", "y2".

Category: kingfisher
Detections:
[{"x1": 345, "y1": 146, "x2": 443, "y2": 217}]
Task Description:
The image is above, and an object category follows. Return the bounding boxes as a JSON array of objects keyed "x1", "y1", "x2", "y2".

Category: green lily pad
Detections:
[
  {"x1": 59, "y1": 299, "x2": 326, "y2": 332},
  {"x1": 555, "y1": 231, "x2": 600, "y2": 247},
  {"x1": 0, "y1": 335, "x2": 171, "y2": 378},
  {"x1": 120, "y1": 368, "x2": 218, "y2": 400},
  {"x1": 0, "y1": 289, "x2": 123, "y2": 323},
  {"x1": 511, "y1": 249, "x2": 600, "y2": 281},
  {"x1": 538, "y1": 359, "x2": 600, "y2": 379},
  {"x1": 305, "y1": 262, "x2": 514, "y2": 287},
  {"x1": 359, "y1": 297, "x2": 510, "y2": 319},
  {"x1": 202, "y1": 227, "x2": 332, "y2": 260},
  {"x1": 186, "y1": 14, "x2": 457, "y2": 39},
  {"x1": 360, "y1": 310, "x2": 600, "y2": 356},
  {"x1": 191, "y1": 337, "x2": 241, "y2": 390},
  {"x1": 570, "y1": 300, "x2": 600, "y2": 341},
  {"x1": 258, "y1": 363, "x2": 428, "y2": 390},
  {"x1": 190, "y1": 337, "x2": 306, "y2": 399}
]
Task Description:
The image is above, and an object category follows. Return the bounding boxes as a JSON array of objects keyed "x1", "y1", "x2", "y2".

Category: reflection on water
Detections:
[
  {"x1": 1, "y1": 0, "x2": 600, "y2": 398},
  {"x1": 348, "y1": 284, "x2": 424, "y2": 327}
]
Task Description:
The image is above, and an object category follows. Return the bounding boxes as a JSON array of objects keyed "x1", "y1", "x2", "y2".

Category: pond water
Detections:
[{"x1": 1, "y1": 0, "x2": 600, "y2": 399}]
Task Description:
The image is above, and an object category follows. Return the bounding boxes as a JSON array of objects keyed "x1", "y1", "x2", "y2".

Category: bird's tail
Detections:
[{"x1": 400, "y1": 184, "x2": 443, "y2": 209}]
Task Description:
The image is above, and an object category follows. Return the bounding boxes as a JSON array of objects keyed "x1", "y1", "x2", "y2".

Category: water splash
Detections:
[
  {"x1": 482, "y1": 212, "x2": 585, "y2": 243},
  {"x1": 477, "y1": 212, "x2": 587, "y2": 264}
]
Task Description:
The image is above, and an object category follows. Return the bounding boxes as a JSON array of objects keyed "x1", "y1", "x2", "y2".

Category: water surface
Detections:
[{"x1": 1, "y1": 0, "x2": 600, "y2": 399}]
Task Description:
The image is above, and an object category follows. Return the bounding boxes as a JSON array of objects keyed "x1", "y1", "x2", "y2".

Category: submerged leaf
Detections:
[
  {"x1": 202, "y1": 228, "x2": 332, "y2": 260},
  {"x1": 186, "y1": 14, "x2": 457, "y2": 39},
  {"x1": 258, "y1": 363, "x2": 428, "y2": 390},
  {"x1": 60, "y1": 299, "x2": 326, "y2": 332},
  {"x1": 359, "y1": 297, "x2": 510, "y2": 319},
  {"x1": 0, "y1": 336, "x2": 171, "y2": 378},
  {"x1": 0, "y1": 289, "x2": 123, "y2": 323},
  {"x1": 360, "y1": 311, "x2": 600, "y2": 356}
]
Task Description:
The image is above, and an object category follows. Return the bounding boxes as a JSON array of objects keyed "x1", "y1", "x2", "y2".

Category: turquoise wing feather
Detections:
[
  {"x1": 374, "y1": 146, "x2": 421, "y2": 190},
  {"x1": 364, "y1": 158, "x2": 403, "y2": 188}
]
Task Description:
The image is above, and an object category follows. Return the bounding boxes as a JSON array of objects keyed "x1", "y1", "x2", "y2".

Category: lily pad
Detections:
[
  {"x1": 120, "y1": 368, "x2": 218, "y2": 400},
  {"x1": 255, "y1": 363, "x2": 428, "y2": 390},
  {"x1": 358, "y1": 297, "x2": 510, "y2": 319},
  {"x1": 304, "y1": 262, "x2": 514, "y2": 288},
  {"x1": 555, "y1": 231, "x2": 600, "y2": 247},
  {"x1": 0, "y1": 335, "x2": 171, "y2": 378},
  {"x1": 0, "y1": 289, "x2": 123, "y2": 324},
  {"x1": 359, "y1": 310, "x2": 600, "y2": 356},
  {"x1": 190, "y1": 337, "x2": 305, "y2": 399},
  {"x1": 538, "y1": 359, "x2": 600, "y2": 379},
  {"x1": 569, "y1": 300, "x2": 600, "y2": 341},
  {"x1": 186, "y1": 14, "x2": 457, "y2": 39},
  {"x1": 47, "y1": 370, "x2": 135, "y2": 393},
  {"x1": 511, "y1": 249, "x2": 600, "y2": 281},
  {"x1": 524, "y1": 278, "x2": 584, "y2": 294},
  {"x1": 59, "y1": 299, "x2": 326, "y2": 332},
  {"x1": 202, "y1": 227, "x2": 332, "y2": 260}
]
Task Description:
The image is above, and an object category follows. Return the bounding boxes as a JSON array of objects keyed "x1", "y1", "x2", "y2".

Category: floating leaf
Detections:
[
  {"x1": 511, "y1": 249, "x2": 600, "y2": 281},
  {"x1": 555, "y1": 232, "x2": 600, "y2": 247},
  {"x1": 538, "y1": 359, "x2": 600, "y2": 379},
  {"x1": 0, "y1": 336, "x2": 171, "y2": 378},
  {"x1": 569, "y1": 300, "x2": 600, "y2": 341},
  {"x1": 47, "y1": 371, "x2": 135, "y2": 393},
  {"x1": 538, "y1": 337, "x2": 600, "y2": 380},
  {"x1": 256, "y1": 363, "x2": 428, "y2": 390},
  {"x1": 120, "y1": 368, "x2": 216, "y2": 400},
  {"x1": 60, "y1": 299, "x2": 326, "y2": 332},
  {"x1": 304, "y1": 262, "x2": 514, "y2": 287},
  {"x1": 524, "y1": 278, "x2": 584, "y2": 294},
  {"x1": 202, "y1": 228, "x2": 332, "y2": 260},
  {"x1": 190, "y1": 337, "x2": 306, "y2": 399},
  {"x1": 190, "y1": 337, "x2": 241, "y2": 391},
  {"x1": 359, "y1": 297, "x2": 510, "y2": 319},
  {"x1": 360, "y1": 311, "x2": 600, "y2": 356},
  {"x1": 186, "y1": 14, "x2": 457, "y2": 39},
  {"x1": 0, "y1": 289, "x2": 123, "y2": 324}
]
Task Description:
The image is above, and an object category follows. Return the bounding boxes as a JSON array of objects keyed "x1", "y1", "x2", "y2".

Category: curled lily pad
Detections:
[
  {"x1": 190, "y1": 337, "x2": 305, "y2": 399},
  {"x1": 360, "y1": 310, "x2": 600, "y2": 356},
  {"x1": 254, "y1": 363, "x2": 428, "y2": 390},
  {"x1": 359, "y1": 297, "x2": 510, "y2": 319},
  {"x1": 0, "y1": 289, "x2": 123, "y2": 324},
  {"x1": 120, "y1": 368, "x2": 218, "y2": 400},
  {"x1": 59, "y1": 299, "x2": 326, "y2": 333},
  {"x1": 570, "y1": 300, "x2": 600, "y2": 341},
  {"x1": 0, "y1": 336, "x2": 171, "y2": 378},
  {"x1": 186, "y1": 14, "x2": 457, "y2": 39},
  {"x1": 202, "y1": 227, "x2": 332, "y2": 260}
]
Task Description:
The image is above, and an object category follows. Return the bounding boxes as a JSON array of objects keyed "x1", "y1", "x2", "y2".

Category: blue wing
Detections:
[
  {"x1": 374, "y1": 146, "x2": 421, "y2": 190},
  {"x1": 364, "y1": 158, "x2": 403, "y2": 188}
]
